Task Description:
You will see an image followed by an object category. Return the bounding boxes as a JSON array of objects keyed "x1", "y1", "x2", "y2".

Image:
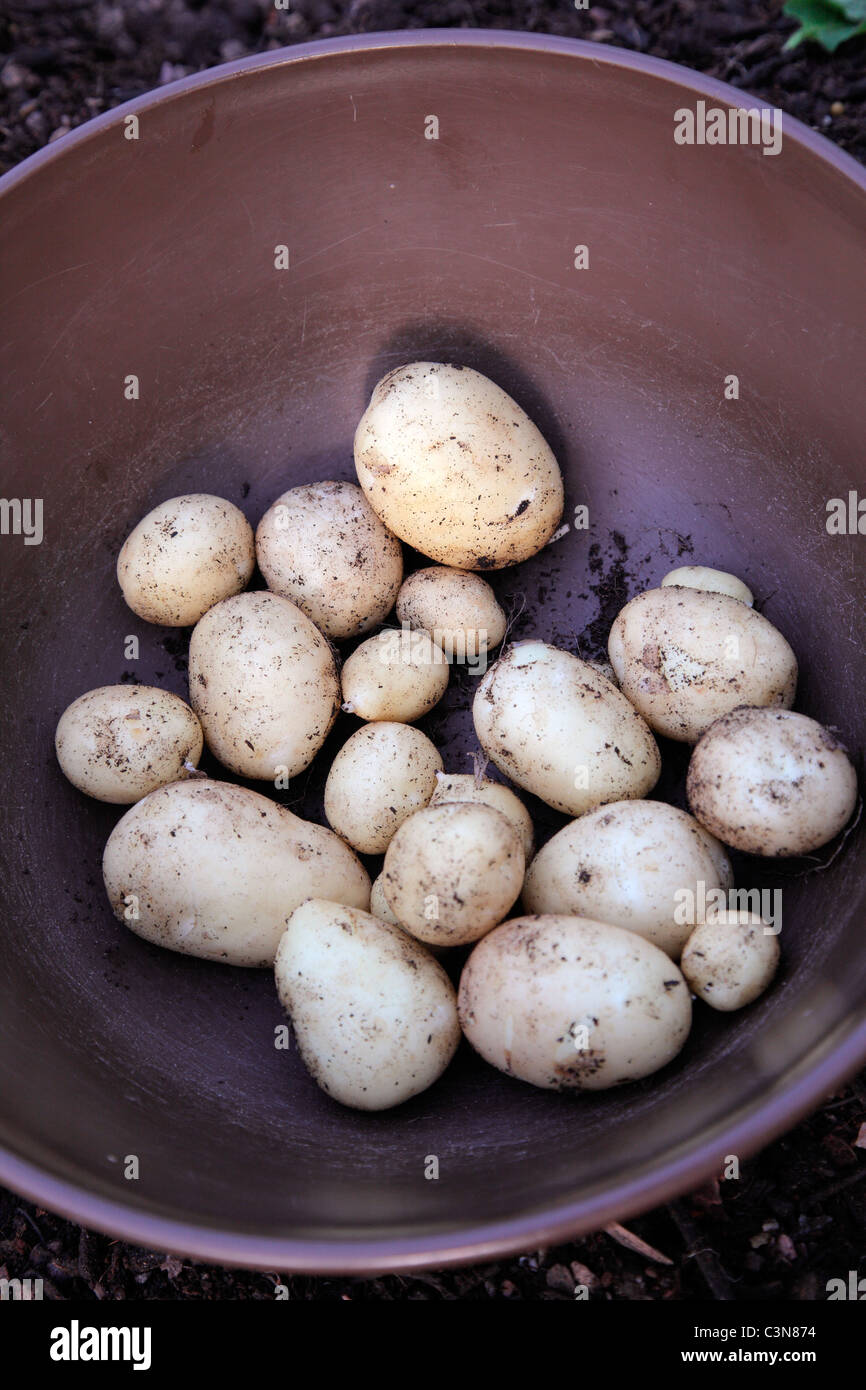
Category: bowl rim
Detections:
[{"x1": 2, "y1": 28, "x2": 865, "y2": 1275}]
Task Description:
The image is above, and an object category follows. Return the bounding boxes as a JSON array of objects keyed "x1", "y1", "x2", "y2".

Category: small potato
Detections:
[
  {"x1": 354, "y1": 362, "x2": 564, "y2": 570},
  {"x1": 429, "y1": 772, "x2": 535, "y2": 861},
  {"x1": 275, "y1": 900, "x2": 460, "y2": 1110},
  {"x1": 188, "y1": 591, "x2": 339, "y2": 780},
  {"x1": 608, "y1": 586, "x2": 796, "y2": 743},
  {"x1": 55, "y1": 684, "x2": 202, "y2": 804},
  {"x1": 687, "y1": 707, "x2": 858, "y2": 856},
  {"x1": 459, "y1": 915, "x2": 692, "y2": 1091},
  {"x1": 585, "y1": 657, "x2": 619, "y2": 688},
  {"x1": 661, "y1": 565, "x2": 753, "y2": 606},
  {"x1": 103, "y1": 780, "x2": 370, "y2": 966},
  {"x1": 324, "y1": 722, "x2": 442, "y2": 854},
  {"x1": 681, "y1": 911, "x2": 780, "y2": 1011},
  {"x1": 117, "y1": 494, "x2": 254, "y2": 626},
  {"x1": 341, "y1": 628, "x2": 448, "y2": 723},
  {"x1": 522, "y1": 801, "x2": 733, "y2": 959},
  {"x1": 382, "y1": 803, "x2": 525, "y2": 946},
  {"x1": 255, "y1": 480, "x2": 402, "y2": 640},
  {"x1": 370, "y1": 873, "x2": 400, "y2": 926},
  {"x1": 396, "y1": 566, "x2": 506, "y2": 662},
  {"x1": 473, "y1": 641, "x2": 661, "y2": 816}
]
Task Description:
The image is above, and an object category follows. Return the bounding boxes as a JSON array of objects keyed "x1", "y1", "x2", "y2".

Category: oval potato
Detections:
[
  {"x1": 324, "y1": 722, "x2": 443, "y2": 854},
  {"x1": 681, "y1": 911, "x2": 780, "y2": 1011},
  {"x1": 55, "y1": 684, "x2": 202, "y2": 804},
  {"x1": 396, "y1": 566, "x2": 507, "y2": 662},
  {"x1": 661, "y1": 565, "x2": 753, "y2": 606},
  {"x1": 341, "y1": 627, "x2": 448, "y2": 723},
  {"x1": 429, "y1": 771, "x2": 535, "y2": 861}
]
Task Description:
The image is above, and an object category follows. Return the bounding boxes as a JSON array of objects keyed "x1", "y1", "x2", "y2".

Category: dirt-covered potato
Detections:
[
  {"x1": 608, "y1": 586, "x2": 797, "y2": 743},
  {"x1": 429, "y1": 771, "x2": 535, "y2": 861},
  {"x1": 687, "y1": 707, "x2": 858, "y2": 856},
  {"x1": 522, "y1": 800, "x2": 733, "y2": 959},
  {"x1": 255, "y1": 480, "x2": 402, "y2": 640},
  {"x1": 395, "y1": 566, "x2": 507, "y2": 662},
  {"x1": 370, "y1": 873, "x2": 400, "y2": 926},
  {"x1": 354, "y1": 362, "x2": 564, "y2": 570},
  {"x1": 55, "y1": 684, "x2": 203, "y2": 804},
  {"x1": 341, "y1": 628, "x2": 448, "y2": 723},
  {"x1": 681, "y1": 911, "x2": 780, "y2": 1011},
  {"x1": 103, "y1": 781, "x2": 370, "y2": 966},
  {"x1": 382, "y1": 803, "x2": 524, "y2": 946},
  {"x1": 275, "y1": 900, "x2": 460, "y2": 1110},
  {"x1": 458, "y1": 915, "x2": 692, "y2": 1091},
  {"x1": 661, "y1": 565, "x2": 754, "y2": 606},
  {"x1": 188, "y1": 591, "x2": 339, "y2": 780},
  {"x1": 117, "y1": 494, "x2": 254, "y2": 626},
  {"x1": 473, "y1": 641, "x2": 661, "y2": 816},
  {"x1": 324, "y1": 722, "x2": 443, "y2": 854}
]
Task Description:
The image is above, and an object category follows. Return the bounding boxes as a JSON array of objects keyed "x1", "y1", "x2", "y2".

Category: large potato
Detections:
[
  {"x1": 681, "y1": 911, "x2": 780, "y2": 1011},
  {"x1": 102, "y1": 780, "x2": 370, "y2": 966},
  {"x1": 324, "y1": 722, "x2": 442, "y2": 854},
  {"x1": 522, "y1": 800, "x2": 733, "y2": 959},
  {"x1": 255, "y1": 480, "x2": 402, "y2": 640},
  {"x1": 429, "y1": 771, "x2": 534, "y2": 861},
  {"x1": 687, "y1": 707, "x2": 858, "y2": 856},
  {"x1": 117, "y1": 494, "x2": 254, "y2": 626},
  {"x1": 608, "y1": 587, "x2": 797, "y2": 743},
  {"x1": 341, "y1": 628, "x2": 448, "y2": 723},
  {"x1": 55, "y1": 684, "x2": 202, "y2": 804},
  {"x1": 396, "y1": 566, "x2": 507, "y2": 662},
  {"x1": 188, "y1": 591, "x2": 339, "y2": 780},
  {"x1": 458, "y1": 915, "x2": 692, "y2": 1091},
  {"x1": 382, "y1": 803, "x2": 525, "y2": 946},
  {"x1": 473, "y1": 641, "x2": 661, "y2": 816},
  {"x1": 354, "y1": 362, "x2": 564, "y2": 569},
  {"x1": 275, "y1": 900, "x2": 460, "y2": 1110}
]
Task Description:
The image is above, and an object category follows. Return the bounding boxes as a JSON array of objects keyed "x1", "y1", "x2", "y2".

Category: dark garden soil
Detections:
[{"x1": 1, "y1": 0, "x2": 864, "y2": 1301}]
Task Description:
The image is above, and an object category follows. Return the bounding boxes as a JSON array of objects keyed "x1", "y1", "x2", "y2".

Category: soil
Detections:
[{"x1": 1, "y1": 0, "x2": 864, "y2": 1301}]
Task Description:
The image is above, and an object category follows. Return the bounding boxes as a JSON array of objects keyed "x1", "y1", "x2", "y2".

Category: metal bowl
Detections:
[{"x1": 1, "y1": 31, "x2": 864, "y2": 1273}]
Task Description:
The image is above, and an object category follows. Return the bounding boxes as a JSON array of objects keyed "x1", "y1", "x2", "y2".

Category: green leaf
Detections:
[{"x1": 783, "y1": 0, "x2": 866, "y2": 50}]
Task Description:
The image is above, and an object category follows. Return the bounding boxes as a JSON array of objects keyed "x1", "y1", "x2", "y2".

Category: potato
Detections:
[
  {"x1": 354, "y1": 362, "x2": 563, "y2": 569},
  {"x1": 661, "y1": 565, "x2": 753, "y2": 606},
  {"x1": 459, "y1": 915, "x2": 692, "y2": 1090},
  {"x1": 102, "y1": 780, "x2": 370, "y2": 967},
  {"x1": 382, "y1": 803, "x2": 524, "y2": 946},
  {"x1": 341, "y1": 628, "x2": 448, "y2": 723},
  {"x1": 188, "y1": 591, "x2": 339, "y2": 780},
  {"x1": 473, "y1": 641, "x2": 661, "y2": 816},
  {"x1": 255, "y1": 480, "x2": 402, "y2": 640},
  {"x1": 370, "y1": 873, "x2": 400, "y2": 926},
  {"x1": 275, "y1": 900, "x2": 460, "y2": 1110},
  {"x1": 324, "y1": 723, "x2": 442, "y2": 854},
  {"x1": 55, "y1": 684, "x2": 203, "y2": 804},
  {"x1": 608, "y1": 586, "x2": 797, "y2": 743},
  {"x1": 117, "y1": 494, "x2": 254, "y2": 626},
  {"x1": 395, "y1": 566, "x2": 506, "y2": 662},
  {"x1": 522, "y1": 800, "x2": 733, "y2": 959},
  {"x1": 687, "y1": 707, "x2": 858, "y2": 856},
  {"x1": 429, "y1": 771, "x2": 535, "y2": 861},
  {"x1": 681, "y1": 911, "x2": 780, "y2": 1011}
]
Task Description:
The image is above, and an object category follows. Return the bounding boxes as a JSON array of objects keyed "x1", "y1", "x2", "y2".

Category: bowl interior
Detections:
[{"x1": 1, "y1": 34, "x2": 865, "y2": 1269}]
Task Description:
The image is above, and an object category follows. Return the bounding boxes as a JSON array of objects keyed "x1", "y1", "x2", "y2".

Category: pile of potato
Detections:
[{"x1": 55, "y1": 362, "x2": 859, "y2": 1111}]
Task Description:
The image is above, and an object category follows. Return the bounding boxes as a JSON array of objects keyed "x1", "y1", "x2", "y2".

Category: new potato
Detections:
[
  {"x1": 102, "y1": 780, "x2": 370, "y2": 966},
  {"x1": 681, "y1": 911, "x2": 780, "y2": 1011},
  {"x1": 429, "y1": 772, "x2": 535, "y2": 861},
  {"x1": 661, "y1": 565, "x2": 753, "y2": 606},
  {"x1": 55, "y1": 684, "x2": 203, "y2": 804},
  {"x1": 395, "y1": 566, "x2": 507, "y2": 662},
  {"x1": 341, "y1": 627, "x2": 448, "y2": 723},
  {"x1": 354, "y1": 362, "x2": 564, "y2": 569},
  {"x1": 324, "y1": 722, "x2": 443, "y2": 854}
]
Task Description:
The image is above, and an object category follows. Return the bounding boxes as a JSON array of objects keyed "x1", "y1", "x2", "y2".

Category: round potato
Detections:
[
  {"x1": 473, "y1": 641, "x2": 661, "y2": 816},
  {"x1": 522, "y1": 800, "x2": 733, "y2": 959},
  {"x1": 382, "y1": 803, "x2": 525, "y2": 946},
  {"x1": 188, "y1": 591, "x2": 339, "y2": 780},
  {"x1": 255, "y1": 480, "x2": 402, "y2": 640},
  {"x1": 687, "y1": 706, "x2": 858, "y2": 856},
  {"x1": 608, "y1": 586, "x2": 797, "y2": 743},
  {"x1": 275, "y1": 900, "x2": 460, "y2": 1110},
  {"x1": 429, "y1": 771, "x2": 535, "y2": 861},
  {"x1": 458, "y1": 915, "x2": 692, "y2": 1091},
  {"x1": 117, "y1": 494, "x2": 254, "y2": 626},
  {"x1": 681, "y1": 911, "x2": 780, "y2": 1011},
  {"x1": 395, "y1": 566, "x2": 507, "y2": 662},
  {"x1": 102, "y1": 780, "x2": 370, "y2": 967},
  {"x1": 55, "y1": 684, "x2": 203, "y2": 804},
  {"x1": 661, "y1": 565, "x2": 753, "y2": 606},
  {"x1": 324, "y1": 723, "x2": 443, "y2": 854},
  {"x1": 354, "y1": 362, "x2": 564, "y2": 569},
  {"x1": 341, "y1": 627, "x2": 448, "y2": 723}
]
